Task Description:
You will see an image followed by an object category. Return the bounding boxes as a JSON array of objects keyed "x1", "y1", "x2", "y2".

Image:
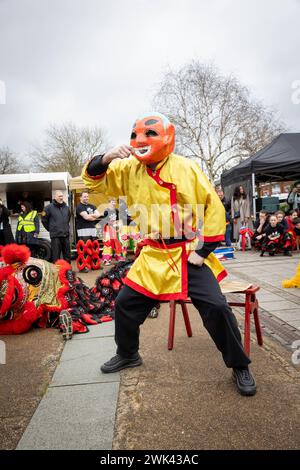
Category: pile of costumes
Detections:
[
  {"x1": 76, "y1": 239, "x2": 101, "y2": 271},
  {"x1": 0, "y1": 244, "x2": 132, "y2": 337}
]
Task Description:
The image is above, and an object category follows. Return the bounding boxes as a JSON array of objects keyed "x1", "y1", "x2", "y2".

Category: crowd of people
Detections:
[
  {"x1": 215, "y1": 183, "x2": 300, "y2": 257},
  {"x1": 252, "y1": 209, "x2": 300, "y2": 256}
]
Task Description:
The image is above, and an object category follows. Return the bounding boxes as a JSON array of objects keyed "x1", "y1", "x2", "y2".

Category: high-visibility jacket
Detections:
[{"x1": 17, "y1": 211, "x2": 38, "y2": 233}]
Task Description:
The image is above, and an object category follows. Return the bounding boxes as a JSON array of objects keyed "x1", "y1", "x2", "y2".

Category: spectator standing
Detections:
[
  {"x1": 76, "y1": 191, "x2": 100, "y2": 242},
  {"x1": 102, "y1": 198, "x2": 124, "y2": 265},
  {"x1": 0, "y1": 199, "x2": 14, "y2": 245},
  {"x1": 287, "y1": 181, "x2": 300, "y2": 211},
  {"x1": 42, "y1": 191, "x2": 71, "y2": 263},
  {"x1": 231, "y1": 185, "x2": 252, "y2": 241},
  {"x1": 216, "y1": 187, "x2": 231, "y2": 246},
  {"x1": 76, "y1": 191, "x2": 101, "y2": 273},
  {"x1": 16, "y1": 202, "x2": 39, "y2": 246}
]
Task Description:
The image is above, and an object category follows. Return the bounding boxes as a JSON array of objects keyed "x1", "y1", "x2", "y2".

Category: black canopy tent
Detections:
[{"x1": 221, "y1": 133, "x2": 300, "y2": 215}]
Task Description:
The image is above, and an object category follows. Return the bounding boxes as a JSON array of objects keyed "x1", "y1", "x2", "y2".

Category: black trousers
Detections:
[
  {"x1": 115, "y1": 263, "x2": 251, "y2": 369},
  {"x1": 51, "y1": 236, "x2": 71, "y2": 263}
]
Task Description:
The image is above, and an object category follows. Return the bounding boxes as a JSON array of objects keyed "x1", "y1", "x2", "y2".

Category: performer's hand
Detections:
[
  {"x1": 188, "y1": 251, "x2": 205, "y2": 266},
  {"x1": 103, "y1": 145, "x2": 133, "y2": 165}
]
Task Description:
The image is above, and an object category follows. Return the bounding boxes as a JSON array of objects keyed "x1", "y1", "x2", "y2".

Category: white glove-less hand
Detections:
[
  {"x1": 102, "y1": 145, "x2": 133, "y2": 165},
  {"x1": 188, "y1": 252, "x2": 205, "y2": 266}
]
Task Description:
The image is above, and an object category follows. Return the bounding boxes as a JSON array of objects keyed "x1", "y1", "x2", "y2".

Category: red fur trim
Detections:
[
  {"x1": 2, "y1": 244, "x2": 30, "y2": 265},
  {"x1": 55, "y1": 259, "x2": 72, "y2": 271},
  {"x1": 0, "y1": 265, "x2": 14, "y2": 281},
  {"x1": 0, "y1": 266, "x2": 15, "y2": 316},
  {"x1": 0, "y1": 301, "x2": 40, "y2": 335}
]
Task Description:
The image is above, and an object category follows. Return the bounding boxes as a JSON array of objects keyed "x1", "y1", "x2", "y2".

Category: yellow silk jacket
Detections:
[{"x1": 82, "y1": 153, "x2": 227, "y2": 300}]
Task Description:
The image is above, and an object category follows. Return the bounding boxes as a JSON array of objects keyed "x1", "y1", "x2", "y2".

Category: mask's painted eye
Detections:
[
  {"x1": 23, "y1": 265, "x2": 43, "y2": 286},
  {"x1": 130, "y1": 132, "x2": 137, "y2": 139},
  {"x1": 145, "y1": 129, "x2": 158, "y2": 137}
]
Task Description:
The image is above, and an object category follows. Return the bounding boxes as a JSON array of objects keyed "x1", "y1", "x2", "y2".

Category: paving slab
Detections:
[
  {"x1": 17, "y1": 382, "x2": 119, "y2": 450},
  {"x1": 51, "y1": 336, "x2": 118, "y2": 386},
  {"x1": 72, "y1": 321, "x2": 115, "y2": 341},
  {"x1": 258, "y1": 300, "x2": 299, "y2": 311},
  {"x1": 271, "y1": 310, "x2": 300, "y2": 322},
  {"x1": 256, "y1": 292, "x2": 285, "y2": 302},
  {"x1": 286, "y1": 320, "x2": 300, "y2": 329}
]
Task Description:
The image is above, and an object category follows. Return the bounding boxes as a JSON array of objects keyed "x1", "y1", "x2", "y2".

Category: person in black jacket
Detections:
[
  {"x1": 42, "y1": 191, "x2": 71, "y2": 263},
  {"x1": 0, "y1": 199, "x2": 14, "y2": 246},
  {"x1": 216, "y1": 187, "x2": 231, "y2": 246}
]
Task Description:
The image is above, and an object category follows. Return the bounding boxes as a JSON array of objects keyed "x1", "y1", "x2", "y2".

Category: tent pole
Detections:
[{"x1": 252, "y1": 172, "x2": 256, "y2": 219}]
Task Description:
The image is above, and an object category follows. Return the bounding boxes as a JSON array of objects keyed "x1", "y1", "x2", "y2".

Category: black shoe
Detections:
[
  {"x1": 283, "y1": 251, "x2": 292, "y2": 257},
  {"x1": 100, "y1": 353, "x2": 143, "y2": 373},
  {"x1": 232, "y1": 367, "x2": 256, "y2": 396},
  {"x1": 260, "y1": 252, "x2": 264, "y2": 257}
]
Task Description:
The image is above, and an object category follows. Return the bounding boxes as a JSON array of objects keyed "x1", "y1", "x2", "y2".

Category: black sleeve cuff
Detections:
[
  {"x1": 86, "y1": 154, "x2": 109, "y2": 177},
  {"x1": 195, "y1": 241, "x2": 219, "y2": 258}
]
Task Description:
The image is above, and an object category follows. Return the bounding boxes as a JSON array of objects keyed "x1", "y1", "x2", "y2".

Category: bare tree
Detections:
[
  {"x1": 0, "y1": 147, "x2": 20, "y2": 174},
  {"x1": 153, "y1": 62, "x2": 286, "y2": 181},
  {"x1": 30, "y1": 122, "x2": 107, "y2": 177}
]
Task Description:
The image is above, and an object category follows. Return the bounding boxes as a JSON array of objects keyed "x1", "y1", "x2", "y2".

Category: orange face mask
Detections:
[{"x1": 130, "y1": 114, "x2": 175, "y2": 165}]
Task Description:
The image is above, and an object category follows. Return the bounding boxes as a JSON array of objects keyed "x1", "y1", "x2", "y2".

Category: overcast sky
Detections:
[{"x1": 0, "y1": 0, "x2": 299, "y2": 161}]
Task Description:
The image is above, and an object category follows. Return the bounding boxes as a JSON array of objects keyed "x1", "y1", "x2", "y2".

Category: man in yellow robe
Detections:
[{"x1": 82, "y1": 112, "x2": 256, "y2": 396}]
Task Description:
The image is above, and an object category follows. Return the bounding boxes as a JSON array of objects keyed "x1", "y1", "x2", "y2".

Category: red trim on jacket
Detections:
[
  {"x1": 146, "y1": 167, "x2": 182, "y2": 237},
  {"x1": 199, "y1": 234, "x2": 225, "y2": 243},
  {"x1": 126, "y1": 239, "x2": 188, "y2": 300},
  {"x1": 125, "y1": 278, "x2": 188, "y2": 301},
  {"x1": 217, "y1": 269, "x2": 228, "y2": 283}
]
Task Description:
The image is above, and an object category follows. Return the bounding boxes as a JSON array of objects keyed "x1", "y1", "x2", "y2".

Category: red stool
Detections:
[{"x1": 167, "y1": 285, "x2": 263, "y2": 357}]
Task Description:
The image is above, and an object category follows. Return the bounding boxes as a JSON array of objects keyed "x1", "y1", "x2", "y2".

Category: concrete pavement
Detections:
[
  {"x1": 225, "y1": 251, "x2": 300, "y2": 331},
  {"x1": 17, "y1": 321, "x2": 119, "y2": 450}
]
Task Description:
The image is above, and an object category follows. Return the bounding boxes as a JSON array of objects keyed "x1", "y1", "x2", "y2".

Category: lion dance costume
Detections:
[{"x1": 0, "y1": 244, "x2": 131, "y2": 336}]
